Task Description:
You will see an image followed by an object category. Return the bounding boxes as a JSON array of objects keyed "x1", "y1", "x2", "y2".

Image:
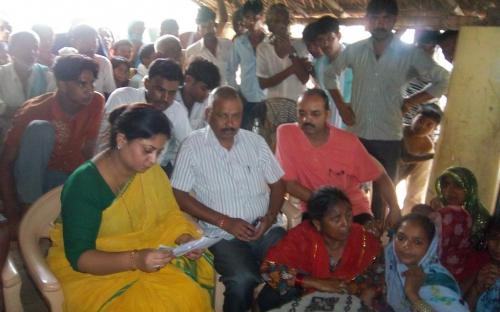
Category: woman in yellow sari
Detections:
[{"x1": 47, "y1": 103, "x2": 214, "y2": 311}]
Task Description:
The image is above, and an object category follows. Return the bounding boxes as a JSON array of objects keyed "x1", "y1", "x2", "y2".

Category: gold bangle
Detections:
[
  {"x1": 412, "y1": 299, "x2": 433, "y2": 312},
  {"x1": 129, "y1": 249, "x2": 137, "y2": 271}
]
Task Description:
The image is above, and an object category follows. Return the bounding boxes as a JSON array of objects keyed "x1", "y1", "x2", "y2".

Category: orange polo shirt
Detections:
[
  {"x1": 4, "y1": 92, "x2": 104, "y2": 174},
  {"x1": 276, "y1": 123, "x2": 383, "y2": 216}
]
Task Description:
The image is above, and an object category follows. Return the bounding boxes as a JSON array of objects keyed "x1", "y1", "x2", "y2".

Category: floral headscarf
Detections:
[
  {"x1": 436, "y1": 166, "x2": 491, "y2": 249},
  {"x1": 385, "y1": 224, "x2": 469, "y2": 312}
]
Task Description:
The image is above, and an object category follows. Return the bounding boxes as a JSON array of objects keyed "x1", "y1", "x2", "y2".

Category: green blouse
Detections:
[{"x1": 60, "y1": 161, "x2": 115, "y2": 271}]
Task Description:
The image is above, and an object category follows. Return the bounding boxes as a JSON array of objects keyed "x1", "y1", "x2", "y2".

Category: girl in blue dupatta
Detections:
[
  {"x1": 466, "y1": 218, "x2": 500, "y2": 311},
  {"x1": 385, "y1": 213, "x2": 469, "y2": 312}
]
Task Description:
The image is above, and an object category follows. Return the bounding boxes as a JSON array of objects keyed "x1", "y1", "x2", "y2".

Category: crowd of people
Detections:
[{"x1": 0, "y1": 0, "x2": 498, "y2": 311}]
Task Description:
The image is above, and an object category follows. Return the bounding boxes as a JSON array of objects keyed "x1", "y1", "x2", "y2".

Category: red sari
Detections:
[{"x1": 265, "y1": 222, "x2": 381, "y2": 282}]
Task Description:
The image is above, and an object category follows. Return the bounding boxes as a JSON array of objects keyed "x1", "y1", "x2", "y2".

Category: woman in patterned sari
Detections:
[
  {"x1": 47, "y1": 104, "x2": 213, "y2": 311},
  {"x1": 257, "y1": 187, "x2": 384, "y2": 311}
]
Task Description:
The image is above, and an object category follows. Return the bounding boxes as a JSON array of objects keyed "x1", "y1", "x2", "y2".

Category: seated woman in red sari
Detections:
[{"x1": 257, "y1": 187, "x2": 384, "y2": 311}]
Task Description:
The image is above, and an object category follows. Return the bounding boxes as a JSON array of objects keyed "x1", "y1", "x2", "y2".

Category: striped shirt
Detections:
[
  {"x1": 325, "y1": 37, "x2": 449, "y2": 140},
  {"x1": 171, "y1": 126, "x2": 284, "y2": 239}
]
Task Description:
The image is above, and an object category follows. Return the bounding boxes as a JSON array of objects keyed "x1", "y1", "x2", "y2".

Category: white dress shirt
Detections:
[
  {"x1": 171, "y1": 126, "x2": 285, "y2": 239},
  {"x1": 185, "y1": 37, "x2": 232, "y2": 85}
]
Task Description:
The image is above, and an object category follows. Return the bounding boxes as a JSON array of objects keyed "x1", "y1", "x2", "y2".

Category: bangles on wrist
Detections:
[
  {"x1": 129, "y1": 249, "x2": 138, "y2": 271},
  {"x1": 412, "y1": 299, "x2": 433, "y2": 312}
]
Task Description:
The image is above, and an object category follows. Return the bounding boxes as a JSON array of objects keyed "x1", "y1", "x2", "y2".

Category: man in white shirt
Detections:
[
  {"x1": 69, "y1": 24, "x2": 116, "y2": 96},
  {"x1": 172, "y1": 86, "x2": 285, "y2": 312},
  {"x1": 98, "y1": 59, "x2": 188, "y2": 176},
  {"x1": 175, "y1": 58, "x2": 221, "y2": 130},
  {"x1": 0, "y1": 31, "x2": 56, "y2": 147},
  {"x1": 185, "y1": 5, "x2": 232, "y2": 85}
]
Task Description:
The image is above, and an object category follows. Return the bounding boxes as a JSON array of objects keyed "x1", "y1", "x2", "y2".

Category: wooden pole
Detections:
[{"x1": 427, "y1": 26, "x2": 500, "y2": 213}]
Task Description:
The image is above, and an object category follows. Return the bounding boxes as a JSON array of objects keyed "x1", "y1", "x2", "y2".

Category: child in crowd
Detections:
[
  {"x1": 399, "y1": 103, "x2": 442, "y2": 214},
  {"x1": 466, "y1": 218, "x2": 500, "y2": 311},
  {"x1": 110, "y1": 39, "x2": 133, "y2": 63},
  {"x1": 129, "y1": 43, "x2": 155, "y2": 88},
  {"x1": 110, "y1": 56, "x2": 130, "y2": 88},
  {"x1": 430, "y1": 167, "x2": 491, "y2": 283},
  {"x1": 385, "y1": 213, "x2": 469, "y2": 312}
]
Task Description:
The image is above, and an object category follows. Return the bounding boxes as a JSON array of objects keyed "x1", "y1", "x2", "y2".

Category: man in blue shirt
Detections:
[{"x1": 227, "y1": 0, "x2": 267, "y2": 130}]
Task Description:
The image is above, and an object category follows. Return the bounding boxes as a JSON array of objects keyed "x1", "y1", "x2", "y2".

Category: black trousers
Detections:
[{"x1": 359, "y1": 138, "x2": 401, "y2": 220}]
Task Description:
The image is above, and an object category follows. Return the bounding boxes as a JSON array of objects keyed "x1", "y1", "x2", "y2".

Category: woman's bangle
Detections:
[
  {"x1": 412, "y1": 299, "x2": 433, "y2": 312},
  {"x1": 129, "y1": 249, "x2": 138, "y2": 271},
  {"x1": 218, "y1": 215, "x2": 227, "y2": 229},
  {"x1": 295, "y1": 273, "x2": 305, "y2": 288}
]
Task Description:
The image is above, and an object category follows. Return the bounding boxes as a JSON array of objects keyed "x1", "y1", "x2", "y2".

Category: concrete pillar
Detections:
[{"x1": 427, "y1": 26, "x2": 500, "y2": 213}]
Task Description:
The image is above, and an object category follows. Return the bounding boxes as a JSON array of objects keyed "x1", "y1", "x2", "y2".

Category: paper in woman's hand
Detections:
[{"x1": 158, "y1": 236, "x2": 222, "y2": 257}]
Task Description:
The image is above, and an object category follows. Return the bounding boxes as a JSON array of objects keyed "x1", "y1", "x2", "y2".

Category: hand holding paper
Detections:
[{"x1": 159, "y1": 236, "x2": 222, "y2": 258}]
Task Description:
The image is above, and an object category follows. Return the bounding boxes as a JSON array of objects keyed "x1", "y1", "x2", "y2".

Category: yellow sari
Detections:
[{"x1": 47, "y1": 164, "x2": 214, "y2": 311}]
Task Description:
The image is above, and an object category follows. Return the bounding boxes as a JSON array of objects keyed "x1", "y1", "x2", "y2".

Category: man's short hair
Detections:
[
  {"x1": 128, "y1": 21, "x2": 145, "y2": 36},
  {"x1": 366, "y1": 0, "x2": 399, "y2": 16},
  {"x1": 112, "y1": 39, "x2": 133, "y2": 51},
  {"x1": 8, "y1": 31, "x2": 39, "y2": 52},
  {"x1": 160, "y1": 19, "x2": 179, "y2": 34},
  {"x1": 266, "y1": 3, "x2": 290, "y2": 24},
  {"x1": 196, "y1": 6, "x2": 216, "y2": 25},
  {"x1": 53, "y1": 54, "x2": 99, "y2": 81},
  {"x1": 69, "y1": 24, "x2": 97, "y2": 40},
  {"x1": 110, "y1": 56, "x2": 130, "y2": 69},
  {"x1": 154, "y1": 35, "x2": 182, "y2": 61},
  {"x1": 232, "y1": 8, "x2": 244, "y2": 30},
  {"x1": 302, "y1": 21, "x2": 320, "y2": 44},
  {"x1": 242, "y1": 0, "x2": 264, "y2": 16},
  {"x1": 208, "y1": 86, "x2": 241, "y2": 109},
  {"x1": 302, "y1": 88, "x2": 330, "y2": 111},
  {"x1": 138, "y1": 43, "x2": 155, "y2": 63},
  {"x1": 316, "y1": 15, "x2": 340, "y2": 34},
  {"x1": 418, "y1": 103, "x2": 443, "y2": 124},
  {"x1": 148, "y1": 58, "x2": 183, "y2": 83},
  {"x1": 185, "y1": 58, "x2": 221, "y2": 90}
]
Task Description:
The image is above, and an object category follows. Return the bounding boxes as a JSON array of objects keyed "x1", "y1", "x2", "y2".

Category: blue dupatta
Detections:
[
  {"x1": 476, "y1": 279, "x2": 500, "y2": 312},
  {"x1": 385, "y1": 228, "x2": 469, "y2": 312}
]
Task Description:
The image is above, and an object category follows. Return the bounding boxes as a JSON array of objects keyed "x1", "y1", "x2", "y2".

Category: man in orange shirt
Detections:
[
  {"x1": 0, "y1": 54, "x2": 104, "y2": 234},
  {"x1": 275, "y1": 89, "x2": 400, "y2": 228}
]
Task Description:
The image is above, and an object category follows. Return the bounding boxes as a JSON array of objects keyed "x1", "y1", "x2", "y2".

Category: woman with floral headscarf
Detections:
[
  {"x1": 386, "y1": 213, "x2": 469, "y2": 312},
  {"x1": 430, "y1": 166, "x2": 491, "y2": 283}
]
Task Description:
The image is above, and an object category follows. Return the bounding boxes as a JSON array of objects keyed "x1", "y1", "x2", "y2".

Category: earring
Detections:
[{"x1": 117, "y1": 145, "x2": 122, "y2": 150}]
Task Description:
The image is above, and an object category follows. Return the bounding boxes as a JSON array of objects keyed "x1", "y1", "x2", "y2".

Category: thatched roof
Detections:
[{"x1": 195, "y1": 0, "x2": 500, "y2": 28}]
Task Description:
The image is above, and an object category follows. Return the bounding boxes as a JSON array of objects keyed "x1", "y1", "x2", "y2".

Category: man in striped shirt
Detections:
[
  {"x1": 172, "y1": 86, "x2": 286, "y2": 312},
  {"x1": 325, "y1": 0, "x2": 449, "y2": 219}
]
